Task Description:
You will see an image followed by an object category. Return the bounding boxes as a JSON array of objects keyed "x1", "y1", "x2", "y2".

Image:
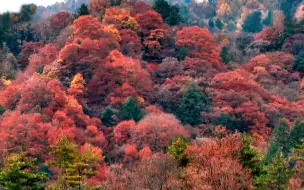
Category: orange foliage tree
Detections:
[{"x1": 103, "y1": 7, "x2": 140, "y2": 33}]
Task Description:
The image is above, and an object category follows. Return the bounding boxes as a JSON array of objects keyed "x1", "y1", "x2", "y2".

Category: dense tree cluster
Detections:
[{"x1": 0, "y1": 0, "x2": 303, "y2": 189}]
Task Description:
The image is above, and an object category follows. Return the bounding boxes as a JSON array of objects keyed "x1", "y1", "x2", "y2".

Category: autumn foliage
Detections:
[{"x1": 0, "y1": 0, "x2": 303, "y2": 189}]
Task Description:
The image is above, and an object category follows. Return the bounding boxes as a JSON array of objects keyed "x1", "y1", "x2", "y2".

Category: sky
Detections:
[{"x1": 0, "y1": 0, "x2": 65, "y2": 13}]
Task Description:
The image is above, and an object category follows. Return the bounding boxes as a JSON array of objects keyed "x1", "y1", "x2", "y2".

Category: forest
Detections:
[{"x1": 0, "y1": 0, "x2": 303, "y2": 189}]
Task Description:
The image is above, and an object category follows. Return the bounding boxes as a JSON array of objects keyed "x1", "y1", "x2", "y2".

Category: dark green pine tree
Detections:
[
  {"x1": 294, "y1": 50, "x2": 304, "y2": 72},
  {"x1": 242, "y1": 11, "x2": 263, "y2": 33},
  {"x1": 0, "y1": 153, "x2": 47, "y2": 189},
  {"x1": 208, "y1": 18, "x2": 215, "y2": 28},
  {"x1": 165, "y1": 5, "x2": 183, "y2": 26},
  {"x1": 153, "y1": 0, "x2": 183, "y2": 26},
  {"x1": 220, "y1": 46, "x2": 231, "y2": 64},
  {"x1": 74, "y1": 4, "x2": 89, "y2": 19},
  {"x1": 177, "y1": 82, "x2": 212, "y2": 126},
  {"x1": 119, "y1": 97, "x2": 145, "y2": 122},
  {"x1": 289, "y1": 121, "x2": 304, "y2": 151},
  {"x1": 215, "y1": 18, "x2": 224, "y2": 30},
  {"x1": 177, "y1": 46, "x2": 188, "y2": 61},
  {"x1": 153, "y1": 0, "x2": 171, "y2": 21},
  {"x1": 239, "y1": 134, "x2": 264, "y2": 177},
  {"x1": 101, "y1": 108, "x2": 115, "y2": 127},
  {"x1": 262, "y1": 10, "x2": 273, "y2": 26},
  {"x1": 0, "y1": 104, "x2": 5, "y2": 115},
  {"x1": 264, "y1": 120, "x2": 290, "y2": 164}
]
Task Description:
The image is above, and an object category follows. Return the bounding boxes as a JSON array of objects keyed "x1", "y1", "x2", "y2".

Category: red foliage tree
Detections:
[
  {"x1": 138, "y1": 146, "x2": 152, "y2": 160},
  {"x1": 51, "y1": 11, "x2": 73, "y2": 31},
  {"x1": 124, "y1": 144, "x2": 138, "y2": 166},
  {"x1": 73, "y1": 15, "x2": 105, "y2": 40},
  {"x1": 155, "y1": 57, "x2": 184, "y2": 84},
  {"x1": 0, "y1": 111, "x2": 51, "y2": 158},
  {"x1": 17, "y1": 41, "x2": 44, "y2": 70},
  {"x1": 87, "y1": 50, "x2": 153, "y2": 105},
  {"x1": 136, "y1": 10, "x2": 163, "y2": 36},
  {"x1": 182, "y1": 57, "x2": 225, "y2": 79},
  {"x1": 17, "y1": 76, "x2": 54, "y2": 113},
  {"x1": 0, "y1": 84, "x2": 21, "y2": 110},
  {"x1": 130, "y1": 2, "x2": 152, "y2": 16},
  {"x1": 184, "y1": 129, "x2": 253, "y2": 189},
  {"x1": 119, "y1": 29, "x2": 142, "y2": 57},
  {"x1": 131, "y1": 113, "x2": 189, "y2": 151},
  {"x1": 26, "y1": 44, "x2": 58, "y2": 75},
  {"x1": 113, "y1": 120, "x2": 136, "y2": 145},
  {"x1": 176, "y1": 26, "x2": 221, "y2": 67}
]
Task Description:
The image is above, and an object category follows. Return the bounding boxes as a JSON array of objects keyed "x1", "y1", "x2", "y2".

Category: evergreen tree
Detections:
[
  {"x1": 74, "y1": 4, "x2": 89, "y2": 19},
  {"x1": 214, "y1": 113, "x2": 248, "y2": 132},
  {"x1": 239, "y1": 134, "x2": 264, "y2": 177},
  {"x1": 0, "y1": 153, "x2": 47, "y2": 189},
  {"x1": 255, "y1": 152, "x2": 293, "y2": 190},
  {"x1": 0, "y1": 104, "x2": 5, "y2": 115},
  {"x1": 48, "y1": 137, "x2": 101, "y2": 189},
  {"x1": 177, "y1": 82, "x2": 212, "y2": 126},
  {"x1": 294, "y1": 51, "x2": 304, "y2": 72},
  {"x1": 101, "y1": 108, "x2": 115, "y2": 127},
  {"x1": 215, "y1": 18, "x2": 224, "y2": 30},
  {"x1": 166, "y1": 5, "x2": 183, "y2": 26},
  {"x1": 272, "y1": 120, "x2": 291, "y2": 154},
  {"x1": 153, "y1": 0, "x2": 170, "y2": 21},
  {"x1": 47, "y1": 136, "x2": 78, "y2": 189},
  {"x1": 264, "y1": 141, "x2": 280, "y2": 165},
  {"x1": 265, "y1": 120, "x2": 291, "y2": 163},
  {"x1": 263, "y1": 10, "x2": 273, "y2": 26},
  {"x1": 289, "y1": 121, "x2": 304, "y2": 151},
  {"x1": 242, "y1": 11, "x2": 263, "y2": 33},
  {"x1": 208, "y1": 18, "x2": 215, "y2": 28},
  {"x1": 153, "y1": 0, "x2": 182, "y2": 26},
  {"x1": 119, "y1": 97, "x2": 144, "y2": 122},
  {"x1": 177, "y1": 46, "x2": 188, "y2": 61},
  {"x1": 179, "y1": 5, "x2": 190, "y2": 25},
  {"x1": 168, "y1": 136, "x2": 190, "y2": 166},
  {"x1": 220, "y1": 46, "x2": 231, "y2": 64}
]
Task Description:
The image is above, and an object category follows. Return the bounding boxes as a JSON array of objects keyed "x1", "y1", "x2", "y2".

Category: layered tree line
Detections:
[{"x1": 0, "y1": 0, "x2": 303, "y2": 189}]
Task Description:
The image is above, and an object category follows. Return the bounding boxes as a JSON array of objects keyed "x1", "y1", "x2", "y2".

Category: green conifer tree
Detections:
[
  {"x1": 0, "y1": 104, "x2": 5, "y2": 115},
  {"x1": 0, "y1": 153, "x2": 47, "y2": 189},
  {"x1": 255, "y1": 152, "x2": 293, "y2": 190},
  {"x1": 289, "y1": 121, "x2": 304, "y2": 152},
  {"x1": 48, "y1": 137, "x2": 101, "y2": 189},
  {"x1": 101, "y1": 108, "x2": 115, "y2": 127},
  {"x1": 242, "y1": 11, "x2": 263, "y2": 33},
  {"x1": 220, "y1": 46, "x2": 231, "y2": 64},
  {"x1": 74, "y1": 4, "x2": 89, "y2": 19},
  {"x1": 239, "y1": 134, "x2": 264, "y2": 177},
  {"x1": 177, "y1": 82, "x2": 212, "y2": 126},
  {"x1": 119, "y1": 97, "x2": 144, "y2": 122},
  {"x1": 215, "y1": 18, "x2": 224, "y2": 30}
]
